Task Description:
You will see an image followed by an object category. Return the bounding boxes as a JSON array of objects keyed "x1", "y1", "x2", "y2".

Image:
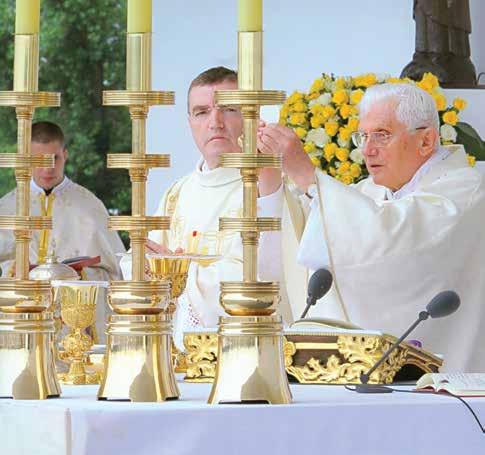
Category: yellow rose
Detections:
[
  {"x1": 325, "y1": 121, "x2": 339, "y2": 137},
  {"x1": 289, "y1": 113, "x2": 306, "y2": 126},
  {"x1": 350, "y1": 89, "x2": 364, "y2": 105},
  {"x1": 433, "y1": 94, "x2": 447, "y2": 111},
  {"x1": 335, "y1": 147, "x2": 349, "y2": 162},
  {"x1": 386, "y1": 77, "x2": 403, "y2": 84},
  {"x1": 340, "y1": 104, "x2": 353, "y2": 119},
  {"x1": 347, "y1": 117, "x2": 359, "y2": 132},
  {"x1": 335, "y1": 78, "x2": 346, "y2": 90},
  {"x1": 310, "y1": 155, "x2": 321, "y2": 167},
  {"x1": 310, "y1": 104, "x2": 324, "y2": 116},
  {"x1": 306, "y1": 92, "x2": 320, "y2": 101},
  {"x1": 295, "y1": 127, "x2": 307, "y2": 139},
  {"x1": 292, "y1": 101, "x2": 308, "y2": 113},
  {"x1": 417, "y1": 79, "x2": 433, "y2": 93},
  {"x1": 310, "y1": 78, "x2": 324, "y2": 93},
  {"x1": 323, "y1": 143, "x2": 337, "y2": 161},
  {"x1": 304, "y1": 142, "x2": 316, "y2": 153},
  {"x1": 322, "y1": 105, "x2": 336, "y2": 119},
  {"x1": 453, "y1": 98, "x2": 467, "y2": 111},
  {"x1": 338, "y1": 127, "x2": 352, "y2": 141},
  {"x1": 467, "y1": 154, "x2": 476, "y2": 167},
  {"x1": 311, "y1": 115, "x2": 325, "y2": 129},
  {"x1": 337, "y1": 161, "x2": 351, "y2": 174},
  {"x1": 332, "y1": 89, "x2": 349, "y2": 106},
  {"x1": 350, "y1": 163, "x2": 362, "y2": 178},
  {"x1": 442, "y1": 111, "x2": 458, "y2": 126},
  {"x1": 354, "y1": 74, "x2": 377, "y2": 88},
  {"x1": 340, "y1": 173, "x2": 354, "y2": 185},
  {"x1": 329, "y1": 166, "x2": 337, "y2": 176},
  {"x1": 421, "y1": 72, "x2": 439, "y2": 89},
  {"x1": 287, "y1": 91, "x2": 304, "y2": 104}
]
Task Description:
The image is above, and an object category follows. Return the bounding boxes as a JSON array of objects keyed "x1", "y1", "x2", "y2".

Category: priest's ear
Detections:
[{"x1": 418, "y1": 127, "x2": 439, "y2": 158}]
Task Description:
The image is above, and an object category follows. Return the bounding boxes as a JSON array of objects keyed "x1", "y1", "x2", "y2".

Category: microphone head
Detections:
[
  {"x1": 308, "y1": 268, "x2": 333, "y2": 301},
  {"x1": 426, "y1": 290, "x2": 460, "y2": 319}
]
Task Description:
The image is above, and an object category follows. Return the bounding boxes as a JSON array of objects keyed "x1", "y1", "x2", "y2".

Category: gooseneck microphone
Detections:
[
  {"x1": 355, "y1": 290, "x2": 460, "y2": 393},
  {"x1": 300, "y1": 268, "x2": 333, "y2": 319}
]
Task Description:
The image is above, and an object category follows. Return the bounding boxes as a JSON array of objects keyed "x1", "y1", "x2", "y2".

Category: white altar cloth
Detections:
[{"x1": 1, "y1": 380, "x2": 484, "y2": 455}]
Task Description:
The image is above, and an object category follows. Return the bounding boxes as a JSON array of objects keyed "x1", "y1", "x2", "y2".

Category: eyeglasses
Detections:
[
  {"x1": 351, "y1": 127, "x2": 427, "y2": 148},
  {"x1": 189, "y1": 105, "x2": 241, "y2": 121}
]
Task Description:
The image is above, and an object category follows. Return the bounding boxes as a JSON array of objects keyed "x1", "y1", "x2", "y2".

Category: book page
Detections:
[{"x1": 417, "y1": 373, "x2": 485, "y2": 396}]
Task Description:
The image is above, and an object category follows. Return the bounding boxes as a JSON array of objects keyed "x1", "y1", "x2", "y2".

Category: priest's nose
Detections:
[
  {"x1": 362, "y1": 142, "x2": 378, "y2": 157},
  {"x1": 209, "y1": 108, "x2": 224, "y2": 129}
]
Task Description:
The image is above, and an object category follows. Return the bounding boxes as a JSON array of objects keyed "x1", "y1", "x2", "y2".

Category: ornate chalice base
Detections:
[
  {"x1": 98, "y1": 314, "x2": 179, "y2": 402},
  {"x1": 0, "y1": 312, "x2": 60, "y2": 399},
  {"x1": 53, "y1": 281, "x2": 108, "y2": 385},
  {"x1": 208, "y1": 315, "x2": 292, "y2": 405}
]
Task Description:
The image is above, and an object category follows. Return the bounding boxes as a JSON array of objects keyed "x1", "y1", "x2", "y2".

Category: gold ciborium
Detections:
[{"x1": 52, "y1": 281, "x2": 108, "y2": 385}]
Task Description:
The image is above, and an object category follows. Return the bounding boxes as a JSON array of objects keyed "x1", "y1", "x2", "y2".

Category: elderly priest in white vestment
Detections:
[
  {"x1": 258, "y1": 83, "x2": 485, "y2": 372},
  {"x1": 121, "y1": 67, "x2": 307, "y2": 349}
]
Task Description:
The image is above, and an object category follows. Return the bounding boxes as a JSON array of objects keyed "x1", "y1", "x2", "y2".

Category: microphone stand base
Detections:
[{"x1": 354, "y1": 384, "x2": 393, "y2": 394}]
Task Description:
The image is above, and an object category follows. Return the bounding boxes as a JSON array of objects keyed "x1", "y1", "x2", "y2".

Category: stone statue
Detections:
[{"x1": 401, "y1": 0, "x2": 477, "y2": 86}]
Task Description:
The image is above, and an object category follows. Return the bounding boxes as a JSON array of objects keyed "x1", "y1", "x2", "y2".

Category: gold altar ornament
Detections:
[
  {"x1": 208, "y1": 1, "x2": 291, "y2": 404},
  {"x1": 184, "y1": 328, "x2": 442, "y2": 384},
  {"x1": 0, "y1": 1, "x2": 61, "y2": 400},
  {"x1": 51, "y1": 281, "x2": 108, "y2": 385},
  {"x1": 97, "y1": 4, "x2": 178, "y2": 402}
]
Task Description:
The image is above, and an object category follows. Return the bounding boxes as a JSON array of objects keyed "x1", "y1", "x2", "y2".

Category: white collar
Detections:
[
  {"x1": 30, "y1": 176, "x2": 71, "y2": 196},
  {"x1": 195, "y1": 158, "x2": 241, "y2": 187},
  {"x1": 385, "y1": 147, "x2": 451, "y2": 200}
]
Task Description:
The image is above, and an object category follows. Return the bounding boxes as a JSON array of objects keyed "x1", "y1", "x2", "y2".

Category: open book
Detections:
[{"x1": 416, "y1": 373, "x2": 485, "y2": 397}]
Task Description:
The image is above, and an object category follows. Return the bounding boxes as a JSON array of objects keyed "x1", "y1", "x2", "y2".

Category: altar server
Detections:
[
  {"x1": 0, "y1": 121, "x2": 125, "y2": 339},
  {"x1": 258, "y1": 83, "x2": 485, "y2": 372}
]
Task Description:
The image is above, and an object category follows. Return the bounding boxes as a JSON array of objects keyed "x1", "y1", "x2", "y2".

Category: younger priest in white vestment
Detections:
[
  {"x1": 120, "y1": 67, "x2": 307, "y2": 348},
  {"x1": 0, "y1": 122, "x2": 126, "y2": 340},
  {"x1": 258, "y1": 83, "x2": 485, "y2": 372}
]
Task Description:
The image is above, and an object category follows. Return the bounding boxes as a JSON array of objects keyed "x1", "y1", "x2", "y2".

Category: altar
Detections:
[{"x1": 1, "y1": 380, "x2": 485, "y2": 455}]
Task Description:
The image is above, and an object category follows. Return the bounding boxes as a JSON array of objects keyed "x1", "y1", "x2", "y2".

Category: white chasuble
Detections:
[
  {"x1": 121, "y1": 160, "x2": 304, "y2": 349},
  {"x1": 0, "y1": 178, "x2": 126, "y2": 341},
  {"x1": 298, "y1": 148, "x2": 485, "y2": 372}
]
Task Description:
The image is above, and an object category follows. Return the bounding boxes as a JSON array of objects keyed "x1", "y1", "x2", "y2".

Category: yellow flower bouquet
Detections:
[{"x1": 280, "y1": 72, "x2": 475, "y2": 184}]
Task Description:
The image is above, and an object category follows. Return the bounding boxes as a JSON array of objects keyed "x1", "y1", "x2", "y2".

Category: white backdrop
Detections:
[{"x1": 146, "y1": 0, "x2": 485, "y2": 214}]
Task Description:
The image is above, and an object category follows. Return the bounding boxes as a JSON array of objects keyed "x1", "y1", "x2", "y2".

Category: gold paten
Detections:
[
  {"x1": 99, "y1": 31, "x2": 176, "y2": 402},
  {"x1": 52, "y1": 281, "x2": 107, "y2": 385},
  {"x1": 183, "y1": 329, "x2": 442, "y2": 385},
  {"x1": 0, "y1": 30, "x2": 61, "y2": 400},
  {"x1": 208, "y1": 30, "x2": 291, "y2": 404}
]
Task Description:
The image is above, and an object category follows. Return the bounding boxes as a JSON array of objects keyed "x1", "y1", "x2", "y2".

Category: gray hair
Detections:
[{"x1": 358, "y1": 83, "x2": 440, "y2": 133}]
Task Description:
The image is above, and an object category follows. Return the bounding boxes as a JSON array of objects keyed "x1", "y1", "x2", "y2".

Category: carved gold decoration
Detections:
[
  {"x1": 184, "y1": 330, "x2": 442, "y2": 385},
  {"x1": 184, "y1": 332, "x2": 218, "y2": 382}
]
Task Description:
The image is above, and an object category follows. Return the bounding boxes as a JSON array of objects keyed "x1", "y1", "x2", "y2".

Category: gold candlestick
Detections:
[
  {"x1": 208, "y1": 31, "x2": 292, "y2": 404},
  {"x1": 97, "y1": 31, "x2": 177, "y2": 402},
  {"x1": 0, "y1": 28, "x2": 61, "y2": 399}
]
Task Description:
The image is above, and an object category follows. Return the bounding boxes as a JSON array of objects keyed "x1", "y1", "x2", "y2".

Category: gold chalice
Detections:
[
  {"x1": 52, "y1": 281, "x2": 108, "y2": 385},
  {"x1": 147, "y1": 253, "x2": 221, "y2": 372}
]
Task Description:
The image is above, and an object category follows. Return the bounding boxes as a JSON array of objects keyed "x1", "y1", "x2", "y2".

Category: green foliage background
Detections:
[{"x1": 0, "y1": 0, "x2": 131, "y2": 221}]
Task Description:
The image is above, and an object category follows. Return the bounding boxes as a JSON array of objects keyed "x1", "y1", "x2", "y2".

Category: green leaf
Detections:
[{"x1": 455, "y1": 122, "x2": 485, "y2": 161}]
